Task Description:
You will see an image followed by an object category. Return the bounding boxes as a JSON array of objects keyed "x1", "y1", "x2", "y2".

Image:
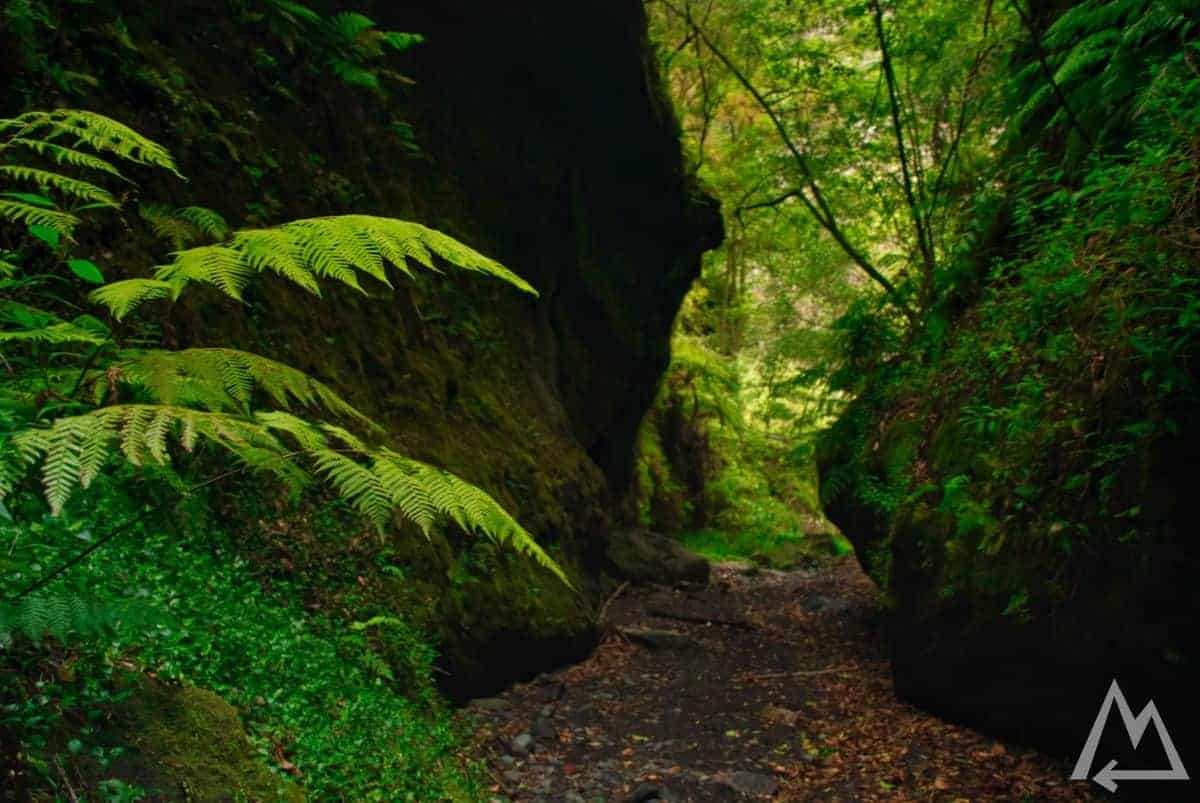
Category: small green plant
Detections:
[{"x1": 256, "y1": 0, "x2": 424, "y2": 94}]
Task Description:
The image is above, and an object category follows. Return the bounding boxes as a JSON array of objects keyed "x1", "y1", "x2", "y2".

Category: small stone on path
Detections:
[
  {"x1": 470, "y1": 696, "x2": 512, "y2": 711},
  {"x1": 721, "y1": 770, "x2": 779, "y2": 797},
  {"x1": 511, "y1": 731, "x2": 534, "y2": 756},
  {"x1": 619, "y1": 627, "x2": 696, "y2": 651}
]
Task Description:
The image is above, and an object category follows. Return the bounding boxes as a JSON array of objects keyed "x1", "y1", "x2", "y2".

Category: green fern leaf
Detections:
[
  {"x1": 0, "y1": 165, "x2": 119, "y2": 207},
  {"x1": 5, "y1": 138, "x2": 127, "y2": 179},
  {"x1": 1, "y1": 110, "x2": 181, "y2": 176},
  {"x1": 124, "y1": 216, "x2": 536, "y2": 318},
  {"x1": 0, "y1": 199, "x2": 79, "y2": 234},
  {"x1": 89, "y1": 279, "x2": 175, "y2": 321},
  {"x1": 0, "y1": 320, "x2": 106, "y2": 346},
  {"x1": 107, "y1": 348, "x2": 375, "y2": 427},
  {"x1": 156, "y1": 245, "x2": 255, "y2": 299},
  {"x1": 178, "y1": 206, "x2": 230, "y2": 239},
  {"x1": 313, "y1": 448, "x2": 393, "y2": 529}
]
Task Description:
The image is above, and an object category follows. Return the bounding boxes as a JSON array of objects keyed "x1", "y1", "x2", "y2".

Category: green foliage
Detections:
[
  {"x1": 140, "y1": 204, "x2": 230, "y2": 249},
  {"x1": 682, "y1": 526, "x2": 852, "y2": 567},
  {"x1": 0, "y1": 109, "x2": 180, "y2": 244},
  {"x1": 632, "y1": 332, "x2": 833, "y2": 548},
  {"x1": 0, "y1": 494, "x2": 480, "y2": 800},
  {"x1": 0, "y1": 591, "x2": 139, "y2": 645},
  {"x1": 1010, "y1": 0, "x2": 1198, "y2": 158},
  {"x1": 256, "y1": 0, "x2": 424, "y2": 93}
]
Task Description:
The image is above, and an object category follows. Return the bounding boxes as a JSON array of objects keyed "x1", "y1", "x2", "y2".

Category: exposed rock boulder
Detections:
[
  {"x1": 84, "y1": 680, "x2": 302, "y2": 803},
  {"x1": 605, "y1": 529, "x2": 711, "y2": 585}
]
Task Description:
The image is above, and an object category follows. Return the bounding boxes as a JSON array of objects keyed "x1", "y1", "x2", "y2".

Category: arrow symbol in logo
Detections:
[
  {"x1": 1092, "y1": 759, "x2": 1189, "y2": 793},
  {"x1": 1072, "y1": 680, "x2": 1190, "y2": 793}
]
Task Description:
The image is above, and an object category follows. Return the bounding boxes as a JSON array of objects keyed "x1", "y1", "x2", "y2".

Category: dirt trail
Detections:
[{"x1": 463, "y1": 559, "x2": 1099, "y2": 802}]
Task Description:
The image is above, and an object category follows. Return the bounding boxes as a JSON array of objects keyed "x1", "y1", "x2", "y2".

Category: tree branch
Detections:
[
  {"x1": 872, "y1": 0, "x2": 936, "y2": 302},
  {"x1": 659, "y1": 0, "x2": 907, "y2": 307}
]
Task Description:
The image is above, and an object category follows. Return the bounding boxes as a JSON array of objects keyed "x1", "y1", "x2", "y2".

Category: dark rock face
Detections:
[
  {"x1": 387, "y1": 0, "x2": 722, "y2": 695},
  {"x1": 392, "y1": 0, "x2": 724, "y2": 489}
]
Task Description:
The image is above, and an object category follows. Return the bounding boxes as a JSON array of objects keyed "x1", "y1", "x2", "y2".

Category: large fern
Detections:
[
  {"x1": 0, "y1": 590, "x2": 144, "y2": 645},
  {"x1": 93, "y1": 215, "x2": 536, "y2": 319},
  {"x1": 1011, "y1": 0, "x2": 1198, "y2": 150}
]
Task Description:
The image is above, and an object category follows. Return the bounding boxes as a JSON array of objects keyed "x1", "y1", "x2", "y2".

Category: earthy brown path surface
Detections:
[{"x1": 463, "y1": 559, "x2": 1100, "y2": 802}]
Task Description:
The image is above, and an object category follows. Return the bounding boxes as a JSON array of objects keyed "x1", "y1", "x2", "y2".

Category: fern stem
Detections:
[
  {"x1": 9, "y1": 512, "x2": 141, "y2": 601},
  {"x1": 68, "y1": 337, "x2": 114, "y2": 400}
]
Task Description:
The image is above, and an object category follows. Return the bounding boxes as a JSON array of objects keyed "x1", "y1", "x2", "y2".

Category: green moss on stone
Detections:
[{"x1": 110, "y1": 681, "x2": 304, "y2": 803}]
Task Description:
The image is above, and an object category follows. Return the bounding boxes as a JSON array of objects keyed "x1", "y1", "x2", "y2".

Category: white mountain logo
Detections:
[{"x1": 1071, "y1": 679, "x2": 1190, "y2": 792}]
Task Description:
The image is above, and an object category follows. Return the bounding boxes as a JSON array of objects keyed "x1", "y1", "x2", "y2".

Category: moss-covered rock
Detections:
[
  {"x1": 605, "y1": 529, "x2": 711, "y2": 585},
  {"x1": 50, "y1": 680, "x2": 302, "y2": 803}
]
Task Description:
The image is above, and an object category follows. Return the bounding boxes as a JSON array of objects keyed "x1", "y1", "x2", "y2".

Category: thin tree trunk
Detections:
[{"x1": 872, "y1": 0, "x2": 936, "y2": 305}]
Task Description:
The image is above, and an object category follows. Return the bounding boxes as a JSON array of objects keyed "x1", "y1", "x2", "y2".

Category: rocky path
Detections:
[{"x1": 462, "y1": 559, "x2": 1099, "y2": 802}]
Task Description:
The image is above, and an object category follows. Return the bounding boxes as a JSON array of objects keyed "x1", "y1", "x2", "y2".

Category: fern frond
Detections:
[
  {"x1": 231, "y1": 228, "x2": 322, "y2": 294},
  {"x1": 0, "y1": 592, "x2": 142, "y2": 644},
  {"x1": 327, "y1": 11, "x2": 378, "y2": 41},
  {"x1": 107, "y1": 348, "x2": 376, "y2": 426},
  {"x1": 1, "y1": 110, "x2": 181, "y2": 176},
  {"x1": 89, "y1": 279, "x2": 175, "y2": 320},
  {"x1": 0, "y1": 320, "x2": 106, "y2": 346},
  {"x1": 161, "y1": 215, "x2": 531, "y2": 305},
  {"x1": 1053, "y1": 29, "x2": 1121, "y2": 87},
  {"x1": 313, "y1": 448, "x2": 393, "y2": 529},
  {"x1": 141, "y1": 204, "x2": 229, "y2": 249},
  {"x1": 6, "y1": 405, "x2": 287, "y2": 513},
  {"x1": 0, "y1": 436, "x2": 36, "y2": 500},
  {"x1": 177, "y1": 206, "x2": 230, "y2": 240},
  {"x1": 41, "y1": 416, "x2": 87, "y2": 514},
  {"x1": 0, "y1": 165, "x2": 118, "y2": 207},
  {"x1": 256, "y1": 410, "x2": 336, "y2": 451},
  {"x1": 371, "y1": 450, "x2": 567, "y2": 583},
  {"x1": 1044, "y1": 0, "x2": 1141, "y2": 48},
  {"x1": 0, "y1": 199, "x2": 79, "y2": 233},
  {"x1": 4, "y1": 407, "x2": 567, "y2": 582},
  {"x1": 0, "y1": 301, "x2": 107, "y2": 347},
  {"x1": 155, "y1": 245, "x2": 255, "y2": 299},
  {"x1": 5, "y1": 138, "x2": 127, "y2": 179}
]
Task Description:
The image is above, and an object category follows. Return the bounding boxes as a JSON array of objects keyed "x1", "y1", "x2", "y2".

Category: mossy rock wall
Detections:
[
  {"x1": 1, "y1": 0, "x2": 720, "y2": 696},
  {"x1": 819, "y1": 364, "x2": 1200, "y2": 764}
]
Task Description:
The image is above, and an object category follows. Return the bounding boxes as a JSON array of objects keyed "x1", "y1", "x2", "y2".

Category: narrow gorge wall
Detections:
[{"x1": 2, "y1": 0, "x2": 721, "y2": 696}]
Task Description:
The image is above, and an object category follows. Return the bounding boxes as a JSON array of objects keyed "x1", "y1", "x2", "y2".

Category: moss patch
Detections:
[{"x1": 46, "y1": 678, "x2": 302, "y2": 803}]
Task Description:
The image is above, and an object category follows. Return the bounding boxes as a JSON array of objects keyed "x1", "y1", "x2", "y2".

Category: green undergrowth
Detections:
[
  {"x1": 0, "y1": 484, "x2": 483, "y2": 802},
  {"x1": 679, "y1": 527, "x2": 852, "y2": 569}
]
